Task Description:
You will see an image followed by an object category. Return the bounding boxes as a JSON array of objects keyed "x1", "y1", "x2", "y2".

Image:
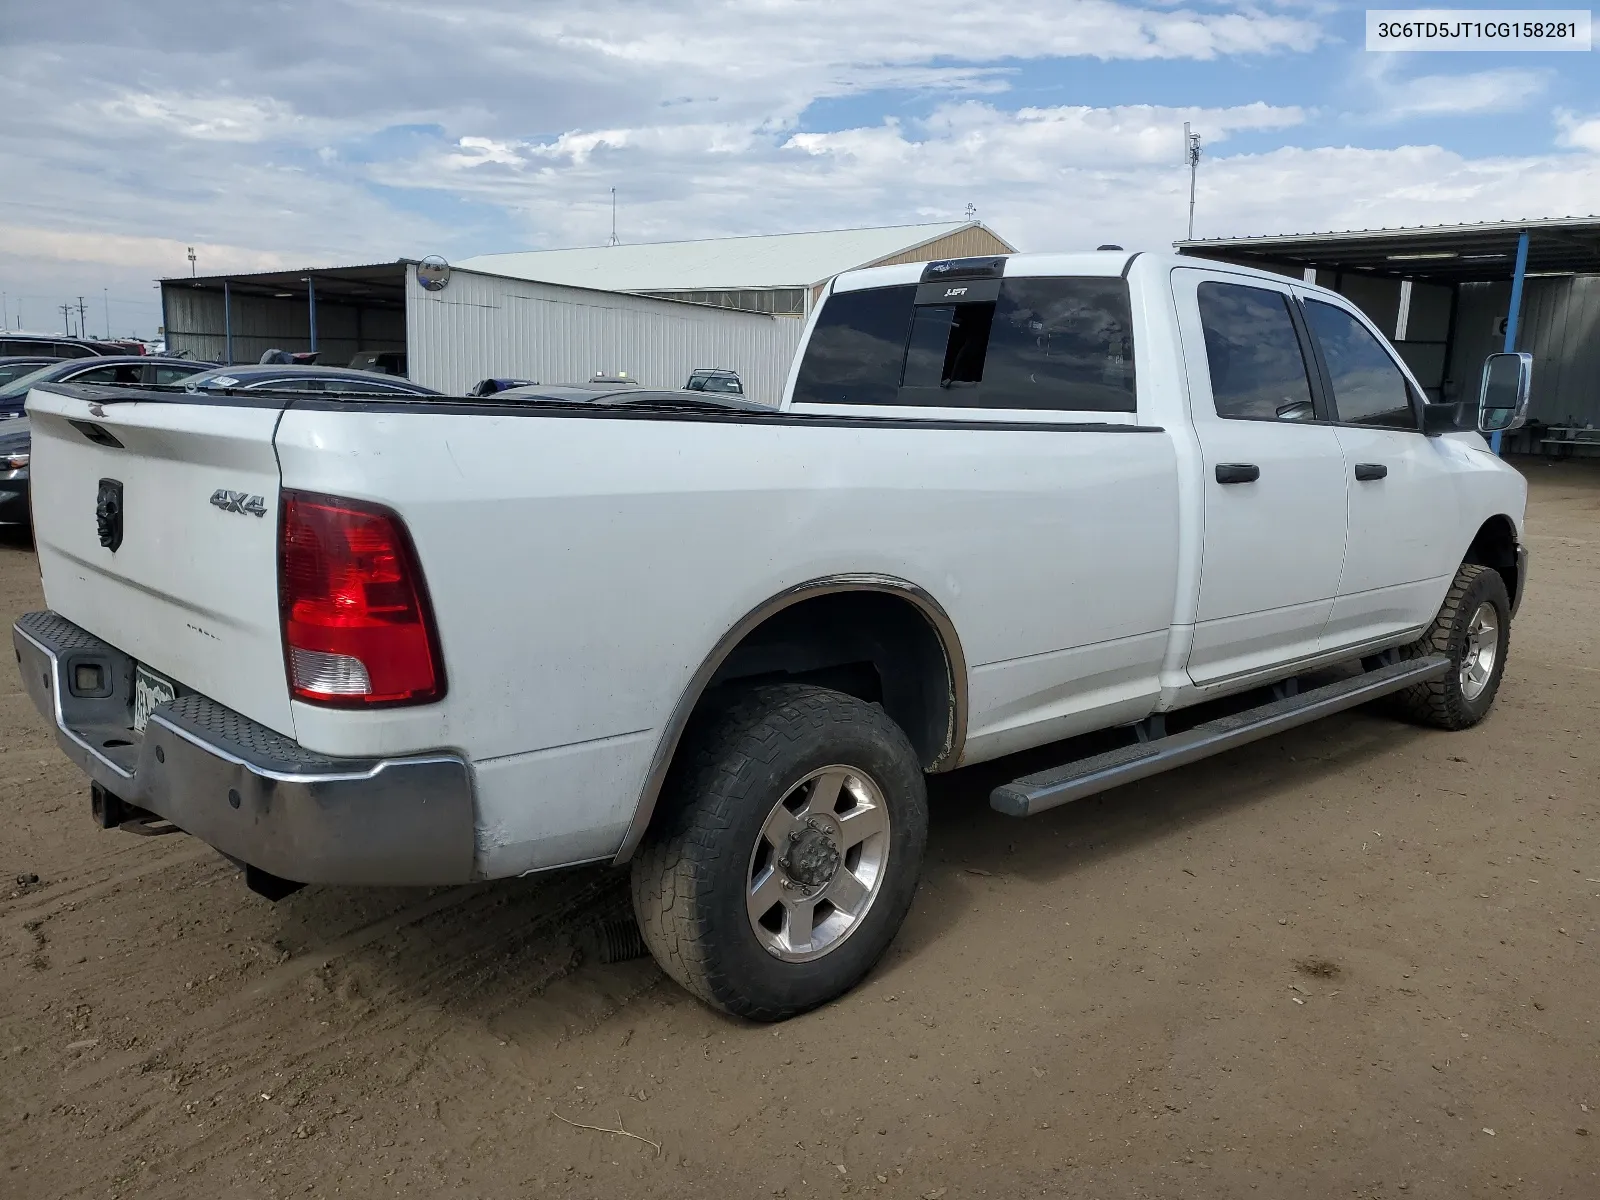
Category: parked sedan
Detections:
[
  {"x1": 0, "y1": 356, "x2": 214, "y2": 417},
  {"x1": 0, "y1": 416, "x2": 29, "y2": 532},
  {"x1": 183, "y1": 365, "x2": 441, "y2": 396}
]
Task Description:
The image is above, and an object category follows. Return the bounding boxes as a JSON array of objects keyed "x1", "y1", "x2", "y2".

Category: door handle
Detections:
[
  {"x1": 1215, "y1": 463, "x2": 1260, "y2": 485},
  {"x1": 1354, "y1": 463, "x2": 1388, "y2": 481}
]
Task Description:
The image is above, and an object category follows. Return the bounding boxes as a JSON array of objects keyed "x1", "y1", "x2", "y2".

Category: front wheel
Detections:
[
  {"x1": 1389, "y1": 562, "x2": 1511, "y2": 730},
  {"x1": 631, "y1": 684, "x2": 928, "y2": 1021}
]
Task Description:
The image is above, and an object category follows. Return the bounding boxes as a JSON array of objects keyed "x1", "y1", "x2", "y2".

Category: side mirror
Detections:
[{"x1": 1478, "y1": 352, "x2": 1532, "y2": 434}]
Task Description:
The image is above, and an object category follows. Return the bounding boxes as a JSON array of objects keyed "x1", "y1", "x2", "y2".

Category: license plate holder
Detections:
[{"x1": 132, "y1": 665, "x2": 178, "y2": 734}]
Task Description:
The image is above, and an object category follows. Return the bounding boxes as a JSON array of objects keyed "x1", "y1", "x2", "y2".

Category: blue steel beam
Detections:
[
  {"x1": 306, "y1": 277, "x2": 318, "y2": 353},
  {"x1": 1493, "y1": 229, "x2": 1530, "y2": 454}
]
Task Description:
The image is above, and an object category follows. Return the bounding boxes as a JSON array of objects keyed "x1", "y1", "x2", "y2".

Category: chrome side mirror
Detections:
[{"x1": 1478, "y1": 352, "x2": 1532, "y2": 434}]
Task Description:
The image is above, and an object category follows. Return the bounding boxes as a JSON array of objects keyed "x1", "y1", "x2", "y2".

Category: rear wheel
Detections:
[
  {"x1": 1388, "y1": 562, "x2": 1511, "y2": 730},
  {"x1": 631, "y1": 684, "x2": 928, "y2": 1021}
]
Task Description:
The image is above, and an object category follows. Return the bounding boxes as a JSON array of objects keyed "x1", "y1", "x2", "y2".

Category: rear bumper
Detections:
[{"x1": 13, "y1": 610, "x2": 477, "y2": 886}]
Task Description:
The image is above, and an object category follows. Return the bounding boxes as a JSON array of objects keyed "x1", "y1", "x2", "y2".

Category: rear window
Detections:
[
  {"x1": 793, "y1": 277, "x2": 1136, "y2": 412},
  {"x1": 791, "y1": 285, "x2": 916, "y2": 407}
]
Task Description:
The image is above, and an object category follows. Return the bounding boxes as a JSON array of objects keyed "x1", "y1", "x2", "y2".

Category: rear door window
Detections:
[
  {"x1": 69, "y1": 364, "x2": 143, "y2": 385},
  {"x1": 1196, "y1": 282, "x2": 1317, "y2": 421},
  {"x1": 1303, "y1": 300, "x2": 1418, "y2": 430}
]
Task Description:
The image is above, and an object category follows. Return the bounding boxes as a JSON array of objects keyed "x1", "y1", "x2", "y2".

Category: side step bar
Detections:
[{"x1": 990, "y1": 655, "x2": 1451, "y2": 818}]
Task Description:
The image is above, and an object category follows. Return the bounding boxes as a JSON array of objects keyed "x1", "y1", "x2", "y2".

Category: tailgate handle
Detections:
[
  {"x1": 69, "y1": 420, "x2": 125, "y2": 448},
  {"x1": 1215, "y1": 463, "x2": 1260, "y2": 485}
]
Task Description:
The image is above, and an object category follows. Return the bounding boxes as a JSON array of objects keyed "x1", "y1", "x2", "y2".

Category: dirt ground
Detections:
[{"x1": 1, "y1": 461, "x2": 1596, "y2": 1200}]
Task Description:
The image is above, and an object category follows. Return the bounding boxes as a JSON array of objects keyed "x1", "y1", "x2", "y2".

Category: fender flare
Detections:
[{"x1": 610, "y1": 573, "x2": 968, "y2": 865}]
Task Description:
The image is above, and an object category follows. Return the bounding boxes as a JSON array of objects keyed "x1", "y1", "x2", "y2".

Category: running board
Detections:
[{"x1": 990, "y1": 655, "x2": 1451, "y2": 818}]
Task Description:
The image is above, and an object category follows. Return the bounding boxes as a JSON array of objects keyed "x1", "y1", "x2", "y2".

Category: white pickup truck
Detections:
[{"x1": 15, "y1": 251, "x2": 1531, "y2": 1020}]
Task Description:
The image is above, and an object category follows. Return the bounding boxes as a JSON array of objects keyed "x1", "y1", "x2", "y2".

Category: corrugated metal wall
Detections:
[
  {"x1": 1449, "y1": 275, "x2": 1600, "y2": 428},
  {"x1": 163, "y1": 286, "x2": 404, "y2": 366},
  {"x1": 406, "y1": 270, "x2": 807, "y2": 403}
]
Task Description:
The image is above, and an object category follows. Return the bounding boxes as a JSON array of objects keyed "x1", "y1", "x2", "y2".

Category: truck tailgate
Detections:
[{"x1": 25, "y1": 385, "x2": 294, "y2": 735}]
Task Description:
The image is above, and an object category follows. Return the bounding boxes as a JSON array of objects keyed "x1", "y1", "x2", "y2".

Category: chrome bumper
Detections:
[{"x1": 13, "y1": 611, "x2": 477, "y2": 886}]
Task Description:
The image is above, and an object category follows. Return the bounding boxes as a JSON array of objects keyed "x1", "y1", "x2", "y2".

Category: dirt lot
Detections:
[{"x1": 2, "y1": 462, "x2": 1597, "y2": 1200}]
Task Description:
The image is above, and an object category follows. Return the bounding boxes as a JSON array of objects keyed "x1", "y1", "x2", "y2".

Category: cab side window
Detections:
[
  {"x1": 1303, "y1": 300, "x2": 1417, "y2": 430},
  {"x1": 1196, "y1": 282, "x2": 1316, "y2": 422}
]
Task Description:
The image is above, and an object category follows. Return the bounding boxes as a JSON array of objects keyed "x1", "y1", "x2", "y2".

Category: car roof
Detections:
[
  {"x1": 186, "y1": 364, "x2": 440, "y2": 393},
  {"x1": 0, "y1": 333, "x2": 124, "y2": 352}
]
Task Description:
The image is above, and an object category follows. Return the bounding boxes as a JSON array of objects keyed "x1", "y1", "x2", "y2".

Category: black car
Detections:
[
  {"x1": 0, "y1": 416, "x2": 30, "y2": 532},
  {"x1": 348, "y1": 350, "x2": 408, "y2": 376},
  {"x1": 0, "y1": 356, "x2": 215, "y2": 418},
  {"x1": 684, "y1": 368, "x2": 744, "y2": 395},
  {"x1": 0, "y1": 333, "x2": 129, "y2": 359},
  {"x1": 182, "y1": 364, "x2": 442, "y2": 395},
  {"x1": 471, "y1": 377, "x2": 540, "y2": 396},
  {"x1": 0, "y1": 356, "x2": 63, "y2": 388}
]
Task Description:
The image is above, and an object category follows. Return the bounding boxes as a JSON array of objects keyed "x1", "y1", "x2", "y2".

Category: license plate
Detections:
[{"x1": 133, "y1": 665, "x2": 177, "y2": 734}]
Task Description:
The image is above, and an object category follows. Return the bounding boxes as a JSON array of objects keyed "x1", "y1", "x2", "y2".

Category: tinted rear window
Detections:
[
  {"x1": 791, "y1": 285, "x2": 916, "y2": 406},
  {"x1": 794, "y1": 277, "x2": 1136, "y2": 412},
  {"x1": 981, "y1": 277, "x2": 1135, "y2": 411}
]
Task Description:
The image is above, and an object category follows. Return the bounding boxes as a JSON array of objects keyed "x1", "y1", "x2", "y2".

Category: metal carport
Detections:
[
  {"x1": 161, "y1": 263, "x2": 409, "y2": 369},
  {"x1": 1176, "y1": 216, "x2": 1600, "y2": 455}
]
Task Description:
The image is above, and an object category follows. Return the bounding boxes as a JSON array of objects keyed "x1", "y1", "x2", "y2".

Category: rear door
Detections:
[
  {"x1": 24, "y1": 385, "x2": 294, "y2": 734},
  {"x1": 1294, "y1": 292, "x2": 1459, "y2": 647},
  {"x1": 1174, "y1": 269, "x2": 1350, "y2": 686}
]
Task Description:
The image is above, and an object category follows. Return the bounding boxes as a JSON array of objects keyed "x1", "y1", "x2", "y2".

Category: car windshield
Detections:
[
  {"x1": 0, "y1": 363, "x2": 69, "y2": 401},
  {"x1": 0, "y1": 362, "x2": 53, "y2": 387}
]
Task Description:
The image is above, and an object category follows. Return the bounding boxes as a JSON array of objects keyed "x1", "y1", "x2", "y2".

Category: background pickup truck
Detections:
[{"x1": 14, "y1": 250, "x2": 1531, "y2": 1021}]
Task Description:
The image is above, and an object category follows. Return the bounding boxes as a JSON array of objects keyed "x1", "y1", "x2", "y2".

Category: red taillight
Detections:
[{"x1": 278, "y1": 491, "x2": 444, "y2": 706}]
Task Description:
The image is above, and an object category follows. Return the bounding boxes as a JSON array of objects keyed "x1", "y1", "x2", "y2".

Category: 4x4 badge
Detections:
[{"x1": 209, "y1": 489, "x2": 268, "y2": 518}]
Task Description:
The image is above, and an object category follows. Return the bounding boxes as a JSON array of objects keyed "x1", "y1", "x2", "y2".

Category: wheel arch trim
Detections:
[{"x1": 611, "y1": 573, "x2": 968, "y2": 865}]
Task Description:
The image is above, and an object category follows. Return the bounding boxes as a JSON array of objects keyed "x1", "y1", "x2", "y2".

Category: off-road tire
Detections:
[
  {"x1": 630, "y1": 684, "x2": 928, "y2": 1021},
  {"x1": 1388, "y1": 562, "x2": 1511, "y2": 730}
]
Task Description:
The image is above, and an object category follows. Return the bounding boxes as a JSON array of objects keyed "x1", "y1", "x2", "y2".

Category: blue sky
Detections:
[{"x1": 1, "y1": 0, "x2": 1596, "y2": 337}]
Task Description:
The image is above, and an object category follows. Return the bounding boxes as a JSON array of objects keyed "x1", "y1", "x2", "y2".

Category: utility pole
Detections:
[
  {"x1": 103, "y1": 288, "x2": 111, "y2": 339},
  {"x1": 77, "y1": 296, "x2": 87, "y2": 338},
  {"x1": 1184, "y1": 122, "x2": 1203, "y2": 241},
  {"x1": 188, "y1": 246, "x2": 197, "y2": 277},
  {"x1": 60, "y1": 302, "x2": 73, "y2": 336},
  {"x1": 608, "y1": 189, "x2": 619, "y2": 247}
]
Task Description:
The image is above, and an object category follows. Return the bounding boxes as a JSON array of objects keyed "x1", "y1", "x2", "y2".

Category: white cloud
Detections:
[
  {"x1": 1556, "y1": 110, "x2": 1600, "y2": 153},
  {"x1": 3, "y1": 0, "x2": 1595, "y2": 340},
  {"x1": 1359, "y1": 59, "x2": 1548, "y2": 122}
]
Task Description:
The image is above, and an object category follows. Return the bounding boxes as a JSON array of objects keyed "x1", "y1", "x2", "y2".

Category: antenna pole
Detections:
[
  {"x1": 187, "y1": 245, "x2": 197, "y2": 277},
  {"x1": 1184, "y1": 122, "x2": 1202, "y2": 241},
  {"x1": 608, "y1": 189, "x2": 619, "y2": 247}
]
